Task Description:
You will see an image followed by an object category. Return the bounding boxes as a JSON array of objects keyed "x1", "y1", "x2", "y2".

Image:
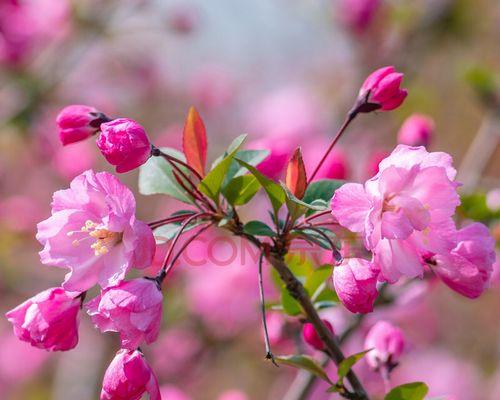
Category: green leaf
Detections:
[
  {"x1": 294, "y1": 228, "x2": 333, "y2": 250},
  {"x1": 243, "y1": 220, "x2": 275, "y2": 237},
  {"x1": 198, "y1": 135, "x2": 247, "y2": 201},
  {"x1": 385, "y1": 382, "x2": 429, "y2": 400},
  {"x1": 337, "y1": 349, "x2": 372, "y2": 384},
  {"x1": 303, "y1": 179, "x2": 343, "y2": 204},
  {"x1": 224, "y1": 149, "x2": 270, "y2": 184},
  {"x1": 305, "y1": 265, "x2": 333, "y2": 297},
  {"x1": 153, "y1": 219, "x2": 204, "y2": 244},
  {"x1": 305, "y1": 199, "x2": 329, "y2": 217},
  {"x1": 234, "y1": 158, "x2": 285, "y2": 216},
  {"x1": 275, "y1": 355, "x2": 332, "y2": 384},
  {"x1": 281, "y1": 288, "x2": 302, "y2": 316},
  {"x1": 139, "y1": 147, "x2": 194, "y2": 204},
  {"x1": 280, "y1": 182, "x2": 326, "y2": 219},
  {"x1": 222, "y1": 175, "x2": 261, "y2": 205}
]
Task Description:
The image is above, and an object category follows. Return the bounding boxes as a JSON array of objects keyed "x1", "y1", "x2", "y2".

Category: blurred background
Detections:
[{"x1": 0, "y1": 0, "x2": 499, "y2": 399}]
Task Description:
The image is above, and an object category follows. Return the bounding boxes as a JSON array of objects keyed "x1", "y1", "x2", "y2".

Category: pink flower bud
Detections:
[
  {"x1": 364, "y1": 321, "x2": 405, "y2": 371},
  {"x1": 302, "y1": 320, "x2": 334, "y2": 350},
  {"x1": 5, "y1": 287, "x2": 80, "y2": 351},
  {"x1": 56, "y1": 105, "x2": 106, "y2": 146},
  {"x1": 97, "y1": 118, "x2": 152, "y2": 173},
  {"x1": 339, "y1": 0, "x2": 381, "y2": 34},
  {"x1": 101, "y1": 349, "x2": 160, "y2": 400},
  {"x1": 333, "y1": 258, "x2": 379, "y2": 313},
  {"x1": 397, "y1": 114, "x2": 435, "y2": 147},
  {"x1": 358, "y1": 66, "x2": 408, "y2": 112},
  {"x1": 86, "y1": 278, "x2": 163, "y2": 350}
]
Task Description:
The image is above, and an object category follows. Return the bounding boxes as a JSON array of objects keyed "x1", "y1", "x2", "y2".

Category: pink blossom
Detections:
[
  {"x1": 218, "y1": 390, "x2": 249, "y2": 400},
  {"x1": 358, "y1": 66, "x2": 408, "y2": 112},
  {"x1": 0, "y1": 0, "x2": 69, "y2": 65},
  {"x1": 365, "y1": 149, "x2": 389, "y2": 178},
  {"x1": 364, "y1": 321, "x2": 405, "y2": 371},
  {"x1": 397, "y1": 114, "x2": 435, "y2": 147},
  {"x1": 97, "y1": 118, "x2": 152, "y2": 173},
  {"x1": 5, "y1": 287, "x2": 80, "y2": 351},
  {"x1": 304, "y1": 144, "x2": 349, "y2": 180},
  {"x1": 101, "y1": 349, "x2": 160, "y2": 400},
  {"x1": 56, "y1": 105, "x2": 103, "y2": 146},
  {"x1": 434, "y1": 223, "x2": 496, "y2": 299},
  {"x1": 36, "y1": 170, "x2": 155, "y2": 292},
  {"x1": 332, "y1": 145, "x2": 460, "y2": 283},
  {"x1": 247, "y1": 136, "x2": 295, "y2": 179},
  {"x1": 339, "y1": 0, "x2": 381, "y2": 34},
  {"x1": 86, "y1": 278, "x2": 163, "y2": 349},
  {"x1": 302, "y1": 320, "x2": 334, "y2": 350},
  {"x1": 333, "y1": 258, "x2": 379, "y2": 313},
  {"x1": 167, "y1": 4, "x2": 199, "y2": 34},
  {"x1": 53, "y1": 140, "x2": 96, "y2": 180}
]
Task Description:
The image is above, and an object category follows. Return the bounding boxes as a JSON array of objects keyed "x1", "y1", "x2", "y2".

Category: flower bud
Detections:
[
  {"x1": 364, "y1": 321, "x2": 405, "y2": 372},
  {"x1": 86, "y1": 278, "x2": 163, "y2": 350},
  {"x1": 286, "y1": 147, "x2": 307, "y2": 199},
  {"x1": 302, "y1": 320, "x2": 334, "y2": 351},
  {"x1": 57, "y1": 105, "x2": 107, "y2": 146},
  {"x1": 5, "y1": 287, "x2": 80, "y2": 351},
  {"x1": 333, "y1": 258, "x2": 379, "y2": 313},
  {"x1": 356, "y1": 66, "x2": 407, "y2": 113},
  {"x1": 97, "y1": 118, "x2": 152, "y2": 173},
  {"x1": 101, "y1": 349, "x2": 160, "y2": 400},
  {"x1": 397, "y1": 114, "x2": 435, "y2": 147},
  {"x1": 339, "y1": 0, "x2": 381, "y2": 34}
]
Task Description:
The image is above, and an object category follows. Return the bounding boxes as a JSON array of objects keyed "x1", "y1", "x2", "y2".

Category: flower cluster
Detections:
[{"x1": 4, "y1": 65, "x2": 497, "y2": 399}]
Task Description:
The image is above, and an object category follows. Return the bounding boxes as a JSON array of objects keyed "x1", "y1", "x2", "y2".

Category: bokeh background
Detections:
[{"x1": 0, "y1": 0, "x2": 499, "y2": 399}]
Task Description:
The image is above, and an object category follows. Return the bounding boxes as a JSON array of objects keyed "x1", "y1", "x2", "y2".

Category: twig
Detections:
[{"x1": 258, "y1": 251, "x2": 278, "y2": 366}]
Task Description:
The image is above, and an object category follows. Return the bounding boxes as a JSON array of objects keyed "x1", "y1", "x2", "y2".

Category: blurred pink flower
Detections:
[
  {"x1": 97, "y1": 118, "x2": 152, "y2": 173},
  {"x1": 338, "y1": 0, "x2": 381, "y2": 34},
  {"x1": 167, "y1": 4, "x2": 200, "y2": 34},
  {"x1": 189, "y1": 66, "x2": 234, "y2": 111},
  {"x1": 149, "y1": 327, "x2": 202, "y2": 378},
  {"x1": 101, "y1": 350, "x2": 160, "y2": 400},
  {"x1": 364, "y1": 321, "x2": 405, "y2": 371},
  {"x1": 365, "y1": 149, "x2": 389, "y2": 178},
  {"x1": 86, "y1": 278, "x2": 163, "y2": 349},
  {"x1": 486, "y1": 188, "x2": 500, "y2": 211},
  {"x1": 302, "y1": 320, "x2": 334, "y2": 350},
  {"x1": 434, "y1": 223, "x2": 496, "y2": 298},
  {"x1": 160, "y1": 385, "x2": 191, "y2": 400},
  {"x1": 333, "y1": 258, "x2": 379, "y2": 313},
  {"x1": 332, "y1": 145, "x2": 460, "y2": 283},
  {"x1": 0, "y1": 0, "x2": 70, "y2": 65},
  {"x1": 247, "y1": 136, "x2": 294, "y2": 179},
  {"x1": 358, "y1": 66, "x2": 408, "y2": 112},
  {"x1": 37, "y1": 170, "x2": 155, "y2": 292},
  {"x1": 303, "y1": 144, "x2": 349, "y2": 180},
  {"x1": 0, "y1": 195, "x2": 43, "y2": 232},
  {"x1": 53, "y1": 140, "x2": 96, "y2": 180},
  {"x1": 397, "y1": 114, "x2": 435, "y2": 147},
  {"x1": 391, "y1": 349, "x2": 482, "y2": 400},
  {"x1": 218, "y1": 390, "x2": 249, "y2": 400},
  {"x1": 5, "y1": 287, "x2": 80, "y2": 351}
]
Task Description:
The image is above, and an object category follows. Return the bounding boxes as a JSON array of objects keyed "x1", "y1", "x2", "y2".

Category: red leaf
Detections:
[
  {"x1": 286, "y1": 147, "x2": 307, "y2": 199},
  {"x1": 182, "y1": 106, "x2": 207, "y2": 177}
]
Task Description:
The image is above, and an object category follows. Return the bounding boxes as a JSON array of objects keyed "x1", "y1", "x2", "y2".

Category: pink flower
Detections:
[
  {"x1": 302, "y1": 320, "x2": 334, "y2": 350},
  {"x1": 5, "y1": 287, "x2": 80, "y2": 351},
  {"x1": 339, "y1": 0, "x2": 381, "y2": 34},
  {"x1": 333, "y1": 258, "x2": 379, "y2": 313},
  {"x1": 397, "y1": 114, "x2": 435, "y2": 147},
  {"x1": 332, "y1": 145, "x2": 460, "y2": 283},
  {"x1": 56, "y1": 105, "x2": 106, "y2": 146},
  {"x1": 365, "y1": 149, "x2": 389, "y2": 178},
  {"x1": 364, "y1": 321, "x2": 405, "y2": 371},
  {"x1": 36, "y1": 170, "x2": 155, "y2": 292},
  {"x1": 357, "y1": 66, "x2": 408, "y2": 112},
  {"x1": 101, "y1": 349, "x2": 160, "y2": 400},
  {"x1": 304, "y1": 144, "x2": 349, "y2": 180},
  {"x1": 433, "y1": 223, "x2": 496, "y2": 299},
  {"x1": 97, "y1": 118, "x2": 152, "y2": 173},
  {"x1": 247, "y1": 137, "x2": 295, "y2": 179},
  {"x1": 86, "y1": 278, "x2": 163, "y2": 349}
]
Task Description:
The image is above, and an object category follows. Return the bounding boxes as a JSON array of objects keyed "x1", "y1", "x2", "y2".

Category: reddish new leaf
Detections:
[
  {"x1": 182, "y1": 106, "x2": 207, "y2": 177},
  {"x1": 286, "y1": 147, "x2": 307, "y2": 199}
]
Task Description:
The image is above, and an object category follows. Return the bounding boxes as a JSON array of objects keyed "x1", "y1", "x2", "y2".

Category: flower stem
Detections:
[
  {"x1": 308, "y1": 113, "x2": 357, "y2": 184},
  {"x1": 258, "y1": 251, "x2": 278, "y2": 366}
]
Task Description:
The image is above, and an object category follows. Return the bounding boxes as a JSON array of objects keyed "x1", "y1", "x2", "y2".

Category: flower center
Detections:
[{"x1": 67, "y1": 220, "x2": 122, "y2": 256}]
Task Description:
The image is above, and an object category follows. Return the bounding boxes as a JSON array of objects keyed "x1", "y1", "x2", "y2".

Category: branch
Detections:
[{"x1": 266, "y1": 252, "x2": 369, "y2": 400}]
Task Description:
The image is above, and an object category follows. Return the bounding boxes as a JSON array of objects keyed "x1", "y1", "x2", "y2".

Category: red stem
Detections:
[{"x1": 308, "y1": 113, "x2": 357, "y2": 183}]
